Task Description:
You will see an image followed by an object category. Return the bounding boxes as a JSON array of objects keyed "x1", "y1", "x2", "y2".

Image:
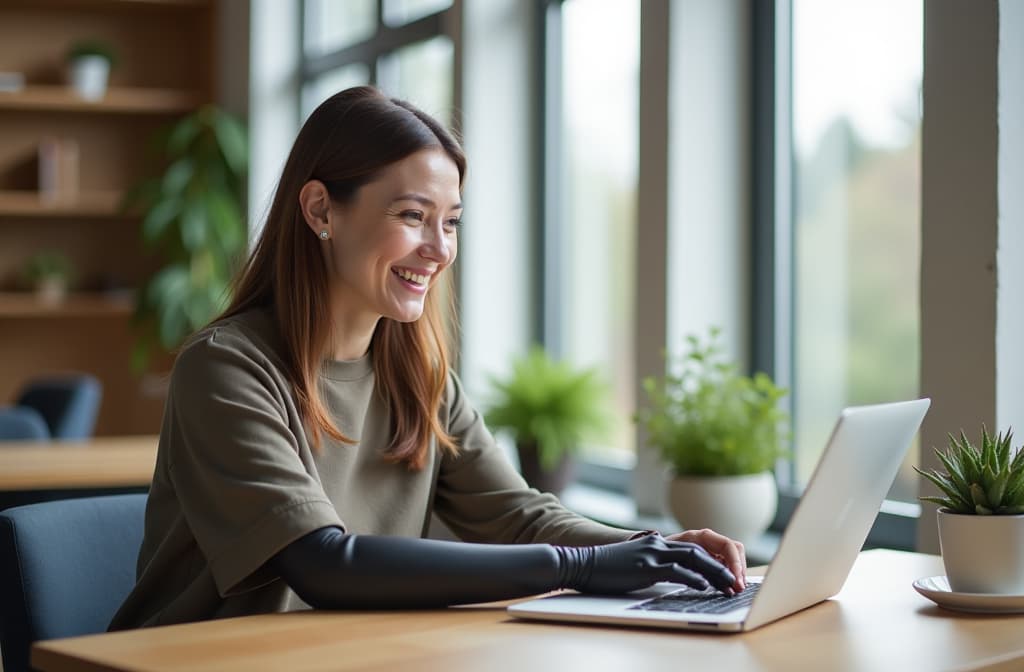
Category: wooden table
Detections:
[
  {"x1": 31, "y1": 550, "x2": 1024, "y2": 672},
  {"x1": 0, "y1": 436, "x2": 156, "y2": 506}
]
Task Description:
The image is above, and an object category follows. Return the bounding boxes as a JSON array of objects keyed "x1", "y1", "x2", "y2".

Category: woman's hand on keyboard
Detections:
[
  {"x1": 665, "y1": 528, "x2": 747, "y2": 593},
  {"x1": 555, "y1": 533, "x2": 737, "y2": 595}
]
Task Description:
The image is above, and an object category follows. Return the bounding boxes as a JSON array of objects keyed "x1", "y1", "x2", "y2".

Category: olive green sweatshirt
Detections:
[{"x1": 109, "y1": 306, "x2": 637, "y2": 630}]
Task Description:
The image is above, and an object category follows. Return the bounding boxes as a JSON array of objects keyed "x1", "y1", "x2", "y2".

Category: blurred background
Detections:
[{"x1": 2, "y1": 0, "x2": 1015, "y2": 554}]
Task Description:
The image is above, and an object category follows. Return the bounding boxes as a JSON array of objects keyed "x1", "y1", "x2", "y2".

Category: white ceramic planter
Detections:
[
  {"x1": 667, "y1": 471, "x2": 778, "y2": 543},
  {"x1": 938, "y1": 509, "x2": 1024, "y2": 594},
  {"x1": 68, "y1": 56, "x2": 110, "y2": 101},
  {"x1": 35, "y1": 278, "x2": 67, "y2": 306}
]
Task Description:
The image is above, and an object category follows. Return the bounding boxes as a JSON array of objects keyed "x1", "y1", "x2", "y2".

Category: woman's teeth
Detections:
[{"x1": 395, "y1": 268, "x2": 428, "y2": 285}]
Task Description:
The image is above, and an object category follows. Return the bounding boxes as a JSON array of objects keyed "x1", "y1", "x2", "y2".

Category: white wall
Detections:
[
  {"x1": 918, "y1": 0, "x2": 1023, "y2": 551},
  {"x1": 457, "y1": 0, "x2": 536, "y2": 402},
  {"x1": 997, "y1": 0, "x2": 1024, "y2": 438},
  {"x1": 666, "y1": 0, "x2": 751, "y2": 367},
  {"x1": 247, "y1": 0, "x2": 301, "y2": 241},
  {"x1": 632, "y1": 0, "x2": 752, "y2": 515}
]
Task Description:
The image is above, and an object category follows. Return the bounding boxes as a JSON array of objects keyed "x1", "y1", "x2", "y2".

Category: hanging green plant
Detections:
[{"x1": 123, "y1": 104, "x2": 248, "y2": 372}]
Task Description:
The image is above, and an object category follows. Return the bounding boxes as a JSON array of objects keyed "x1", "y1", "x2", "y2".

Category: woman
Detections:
[{"x1": 109, "y1": 87, "x2": 746, "y2": 630}]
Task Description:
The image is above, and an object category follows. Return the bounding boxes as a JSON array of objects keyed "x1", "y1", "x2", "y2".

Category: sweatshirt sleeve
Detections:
[
  {"x1": 165, "y1": 328, "x2": 344, "y2": 597},
  {"x1": 432, "y1": 371, "x2": 641, "y2": 546}
]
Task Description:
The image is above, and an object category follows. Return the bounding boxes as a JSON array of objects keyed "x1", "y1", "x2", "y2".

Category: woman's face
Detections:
[{"x1": 324, "y1": 147, "x2": 461, "y2": 324}]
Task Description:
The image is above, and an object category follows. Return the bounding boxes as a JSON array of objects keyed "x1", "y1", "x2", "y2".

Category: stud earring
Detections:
[{"x1": 319, "y1": 230, "x2": 330, "y2": 240}]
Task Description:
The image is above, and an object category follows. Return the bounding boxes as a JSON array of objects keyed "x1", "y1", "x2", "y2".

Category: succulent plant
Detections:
[{"x1": 915, "y1": 427, "x2": 1024, "y2": 515}]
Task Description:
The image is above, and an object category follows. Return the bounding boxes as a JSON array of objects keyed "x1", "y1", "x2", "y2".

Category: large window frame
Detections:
[
  {"x1": 299, "y1": 0, "x2": 459, "y2": 99},
  {"x1": 541, "y1": 0, "x2": 920, "y2": 551}
]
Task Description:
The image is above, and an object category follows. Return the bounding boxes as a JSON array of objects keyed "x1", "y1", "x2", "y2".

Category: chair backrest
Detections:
[
  {"x1": 16, "y1": 374, "x2": 103, "y2": 440},
  {"x1": 0, "y1": 494, "x2": 146, "y2": 672},
  {"x1": 0, "y1": 406, "x2": 50, "y2": 441}
]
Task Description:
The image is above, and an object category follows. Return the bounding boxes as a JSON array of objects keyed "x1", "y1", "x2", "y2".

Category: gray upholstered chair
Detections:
[
  {"x1": 0, "y1": 494, "x2": 146, "y2": 672},
  {"x1": 14, "y1": 374, "x2": 103, "y2": 440},
  {"x1": 0, "y1": 406, "x2": 50, "y2": 441}
]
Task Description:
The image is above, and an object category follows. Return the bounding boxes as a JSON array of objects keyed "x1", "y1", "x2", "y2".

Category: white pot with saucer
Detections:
[
  {"x1": 938, "y1": 509, "x2": 1024, "y2": 593},
  {"x1": 913, "y1": 509, "x2": 1024, "y2": 613}
]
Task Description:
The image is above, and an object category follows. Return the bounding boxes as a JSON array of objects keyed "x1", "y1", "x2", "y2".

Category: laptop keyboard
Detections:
[{"x1": 628, "y1": 582, "x2": 761, "y2": 615}]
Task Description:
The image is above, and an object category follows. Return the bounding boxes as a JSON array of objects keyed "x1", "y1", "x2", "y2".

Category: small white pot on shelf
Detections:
[
  {"x1": 68, "y1": 56, "x2": 110, "y2": 101},
  {"x1": 938, "y1": 508, "x2": 1024, "y2": 594},
  {"x1": 35, "y1": 277, "x2": 67, "y2": 306},
  {"x1": 667, "y1": 471, "x2": 778, "y2": 544}
]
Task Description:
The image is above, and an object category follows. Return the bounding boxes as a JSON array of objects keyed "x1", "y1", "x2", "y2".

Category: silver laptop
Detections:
[{"x1": 508, "y1": 398, "x2": 931, "y2": 633}]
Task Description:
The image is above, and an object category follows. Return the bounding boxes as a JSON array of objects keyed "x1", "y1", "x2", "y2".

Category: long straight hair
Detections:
[{"x1": 215, "y1": 87, "x2": 463, "y2": 469}]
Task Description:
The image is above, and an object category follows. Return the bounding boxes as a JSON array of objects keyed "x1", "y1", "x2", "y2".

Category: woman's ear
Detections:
[{"x1": 298, "y1": 180, "x2": 334, "y2": 239}]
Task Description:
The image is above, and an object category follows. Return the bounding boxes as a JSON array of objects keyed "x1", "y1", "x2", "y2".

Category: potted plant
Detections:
[
  {"x1": 637, "y1": 328, "x2": 789, "y2": 543},
  {"x1": 22, "y1": 251, "x2": 74, "y2": 305},
  {"x1": 485, "y1": 346, "x2": 612, "y2": 496},
  {"x1": 66, "y1": 40, "x2": 117, "y2": 101},
  {"x1": 123, "y1": 104, "x2": 248, "y2": 372},
  {"x1": 915, "y1": 427, "x2": 1024, "y2": 593}
]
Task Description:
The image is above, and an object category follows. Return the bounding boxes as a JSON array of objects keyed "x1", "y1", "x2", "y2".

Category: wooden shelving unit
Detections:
[
  {"x1": 0, "y1": 291, "x2": 133, "y2": 318},
  {"x1": 0, "y1": 0, "x2": 214, "y2": 436},
  {"x1": 0, "y1": 189, "x2": 125, "y2": 217},
  {"x1": 0, "y1": 85, "x2": 202, "y2": 114}
]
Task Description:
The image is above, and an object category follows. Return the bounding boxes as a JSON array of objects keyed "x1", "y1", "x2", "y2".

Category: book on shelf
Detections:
[
  {"x1": 0, "y1": 71, "x2": 24, "y2": 92},
  {"x1": 38, "y1": 136, "x2": 80, "y2": 202}
]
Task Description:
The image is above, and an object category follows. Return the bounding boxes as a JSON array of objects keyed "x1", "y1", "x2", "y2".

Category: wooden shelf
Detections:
[
  {"x1": 0, "y1": 291, "x2": 134, "y2": 318},
  {"x1": 0, "y1": 190, "x2": 129, "y2": 217},
  {"x1": 5, "y1": 0, "x2": 208, "y2": 9},
  {"x1": 0, "y1": 85, "x2": 201, "y2": 114}
]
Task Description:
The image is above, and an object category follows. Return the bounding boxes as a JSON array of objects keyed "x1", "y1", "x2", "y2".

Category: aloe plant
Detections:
[{"x1": 915, "y1": 427, "x2": 1024, "y2": 515}]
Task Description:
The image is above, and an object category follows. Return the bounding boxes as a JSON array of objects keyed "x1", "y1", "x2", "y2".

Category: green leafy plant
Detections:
[
  {"x1": 915, "y1": 427, "x2": 1024, "y2": 515},
  {"x1": 66, "y1": 40, "x2": 118, "y2": 65},
  {"x1": 485, "y1": 346, "x2": 612, "y2": 471},
  {"x1": 637, "y1": 328, "x2": 790, "y2": 476},
  {"x1": 124, "y1": 105, "x2": 248, "y2": 371},
  {"x1": 22, "y1": 251, "x2": 73, "y2": 288}
]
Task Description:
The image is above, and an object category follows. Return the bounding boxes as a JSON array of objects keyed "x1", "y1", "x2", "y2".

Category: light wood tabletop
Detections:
[
  {"x1": 30, "y1": 549, "x2": 1024, "y2": 672},
  {"x1": 0, "y1": 435, "x2": 157, "y2": 491}
]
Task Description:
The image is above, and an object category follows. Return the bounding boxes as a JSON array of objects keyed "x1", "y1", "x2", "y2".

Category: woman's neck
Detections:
[{"x1": 326, "y1": 290, "x2": 381, "y2": 362}]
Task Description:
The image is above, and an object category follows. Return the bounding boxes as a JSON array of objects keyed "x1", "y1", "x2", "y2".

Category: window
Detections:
[
  {"x1": 376, "y1": 35, "x2": 454, "y2": 121},
  {"x1": 300, "y1": 0, "x2": 455, "y2": 121},
  {"x1": 543, "y1": 0, "x2": 641, "y2": 479},
  {"x1": 761, "y1": 0, "x2": 923, "y2": 536},
  {"x1": 790, "y1": 0, "x2": 922, "y2": 502}
]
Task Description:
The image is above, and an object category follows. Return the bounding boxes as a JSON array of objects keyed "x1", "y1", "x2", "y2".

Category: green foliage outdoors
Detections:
[
  {"x1": 66, "y1": 40, "x2": 118, "y2": 65},
  {"x1": 637, "y1": 328, "x2": 790, "y2": 477},
  {"x1": 22, "y1": 251, "x2": 73, "y2": 286},
  {"x1": 915, "y1": 428, "x2": 1024, "y2": 515},
  {"x1": 485, "y1": 347, "x2": 612, "y2": 471},
  {"x1": 124, "y1": 105, "x2": 248, "y2": 371}
]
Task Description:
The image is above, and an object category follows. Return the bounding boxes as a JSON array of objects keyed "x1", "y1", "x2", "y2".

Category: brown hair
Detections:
[{"x1": 216, "y1": 86, "x2": 464, "y2": 469}]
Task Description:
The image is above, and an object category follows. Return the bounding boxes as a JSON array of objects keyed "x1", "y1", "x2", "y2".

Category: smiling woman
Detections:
[
  {"x1": 223, "y1": 88, "x2": 466, "y2": 469},
  {"x1": 107, "y1": 87, "x2": 746, "y2": 631}
]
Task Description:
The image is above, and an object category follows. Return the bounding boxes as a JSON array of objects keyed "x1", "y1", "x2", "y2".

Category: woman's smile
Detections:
[{"x1": 391, "y1": 266, "x2": 433, "y2": 294}]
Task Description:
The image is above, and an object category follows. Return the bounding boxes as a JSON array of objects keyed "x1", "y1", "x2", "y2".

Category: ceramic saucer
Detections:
[{"x1": 913, "y1": 576, "x2": 1024, "y2": 614}]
